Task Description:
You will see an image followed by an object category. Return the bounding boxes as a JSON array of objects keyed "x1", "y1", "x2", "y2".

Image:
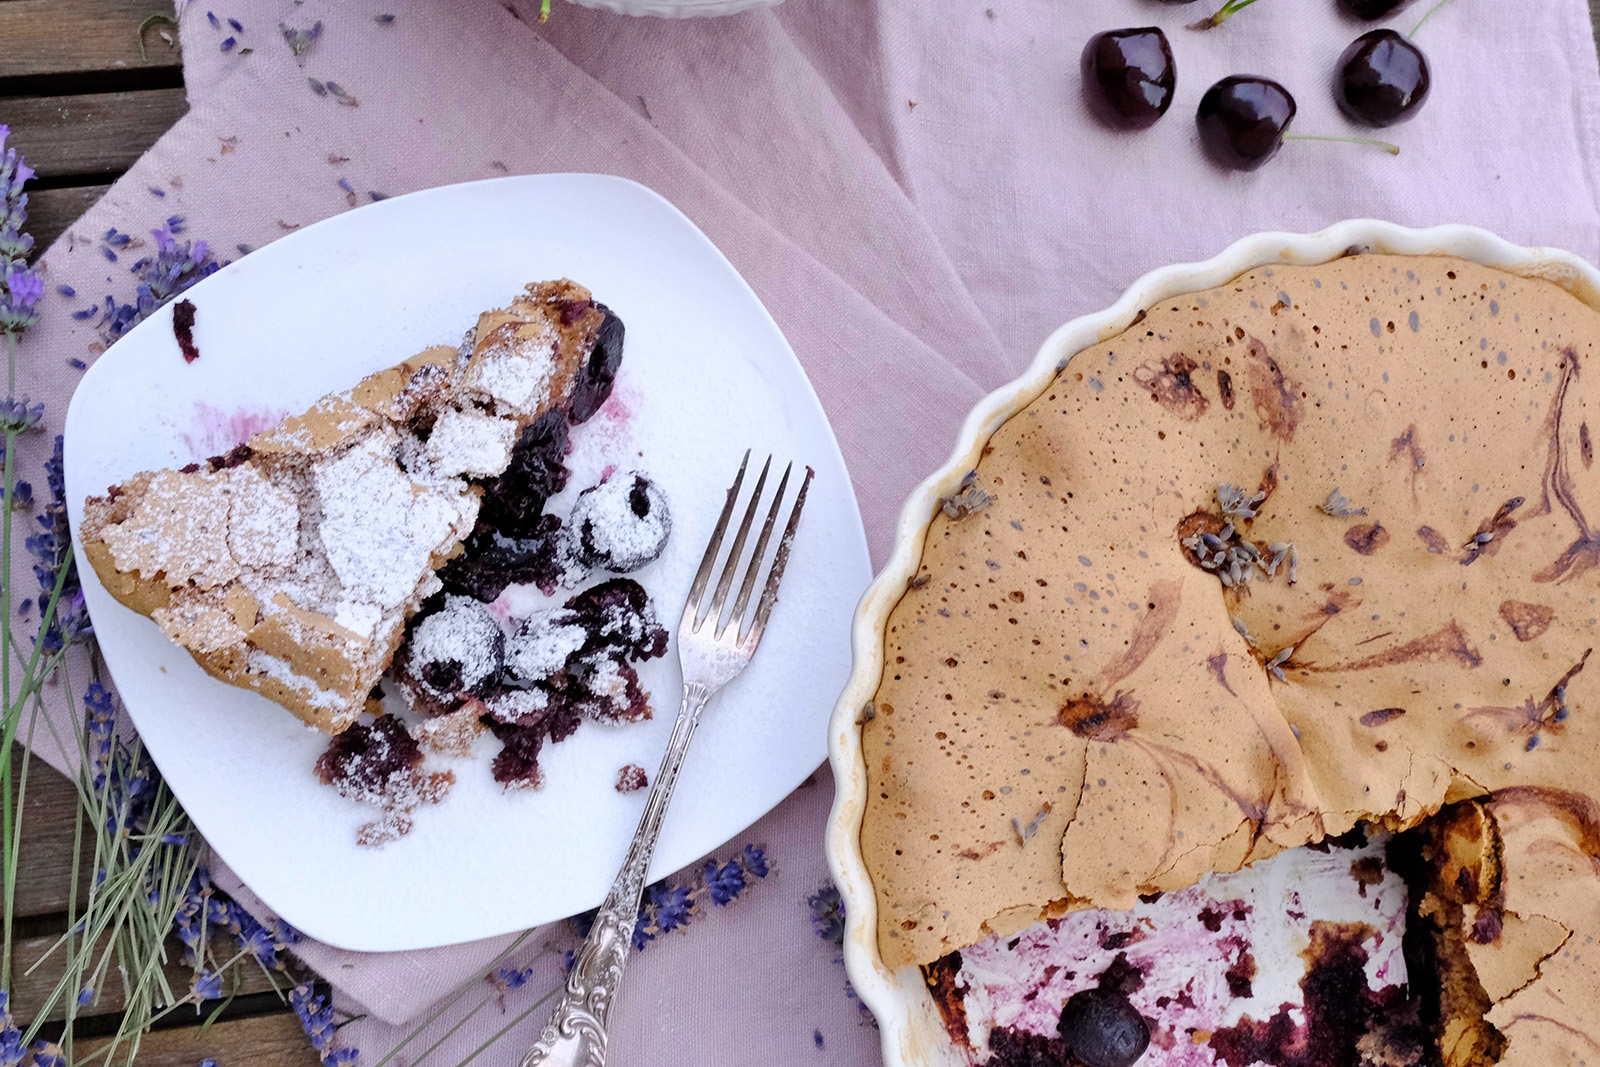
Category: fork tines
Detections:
[{"x1": 682, "y1": 451, "x2": 813, "y2": 647}]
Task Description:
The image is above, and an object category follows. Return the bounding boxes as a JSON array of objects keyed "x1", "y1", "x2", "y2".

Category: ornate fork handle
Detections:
[{"x1": 520, "y1": 681, "x2": 711, "y2": 1067}]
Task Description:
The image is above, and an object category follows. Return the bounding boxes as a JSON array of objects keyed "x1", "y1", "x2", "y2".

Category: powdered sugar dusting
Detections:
[
  {"x1": 406, "y1": 595, "x2": 505, "y2": 696},
  {"x1": 504, "y1": 608, "x2": 587, "y2": 682},
  {"x1": 570, "y1": 471, "x2": 671, "y2": 573},
  {"x1": 315, "y1": 428, "x2": 478, "y2": 608}
]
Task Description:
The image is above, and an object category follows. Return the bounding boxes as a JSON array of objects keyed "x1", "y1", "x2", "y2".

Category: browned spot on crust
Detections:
[
  {"x1": 1343, "y1": 522, "x2": 1389, "y2": 555},
  {"x1": 1360, "y1": 707, "x2": 1407, "y2": 727},
  {"x1": 1350, "y1": 854, "x2": 1386, "y2": 895},
  {"x1": 922, "y1": 954, "x2": 971, "y2": 1051},
  {"x1": 1207, "y1": 650, "x2": 1237, "y2": 697},
  {"x1": 1491, "y1": 784, "x2": 1600, "y2": 858},
  {"x1": 1304, "y1": 620, "x2": 1483, "y2": 673},
  {"x1": 956, "y1": 840, "x2": 1004, "y2": 862},
  {"x1": 1530, "y1": 349, "x2": 1600, "y2": 583},
  {"x1": 1060, "y1": 690, "x2": 1140, "y2": 741},
  {"x1": 1243, "y1": 335, "x2": 1303, "y2": 440},
  {"x1": 1132, "y1": 354, "x2": 1209, "y2": 420},
  {"x1": 1389, "y1": 424, "x2": 1426, "y2": 501},
  {"x1": 1416, "y1": 525, "x2": 1450, "y2": 554},
  {"x1": 1583, "y1": 421, "x2": 1594, "y2": 469},
  {"x1": 1498, "y1": 600, "x2": 1555, "y2": 642},
  {"x1": 1217, "y1": 368, "x2": 1235, "y2": 410}
]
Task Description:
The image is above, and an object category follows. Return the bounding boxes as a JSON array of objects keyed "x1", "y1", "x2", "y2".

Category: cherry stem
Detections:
[
  {"x1": 1281, "y1": 132, "x2": 1401, "y2": 156},
  {"x1": 1187, "y1": 0, "x2": 1260, "y2": 31},
  {"x1": 1408, "y1": 0, "x2": 1457, "y2": 38}
]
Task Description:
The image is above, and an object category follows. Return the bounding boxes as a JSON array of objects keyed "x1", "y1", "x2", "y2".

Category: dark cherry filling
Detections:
[
  {"x1": 439, "y1": 515, "x2": 576, "y2": 601},
  {"x1": 569, "y1": 303, "x2": 624, "y2": 424},
  {"x1": 382, "y1": 302, "x2": 669, "y2": 793},
  {"x1": 314, "y1": 715, "x2": 422, "y2": 798},
  {"x1": 479, "y1": 410, "x2": 572, "y2": 538}
]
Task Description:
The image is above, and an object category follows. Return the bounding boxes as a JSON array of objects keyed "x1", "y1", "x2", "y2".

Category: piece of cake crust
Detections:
[{"x1": 80, "y1": 280, "x2": 606, "y2": 733}]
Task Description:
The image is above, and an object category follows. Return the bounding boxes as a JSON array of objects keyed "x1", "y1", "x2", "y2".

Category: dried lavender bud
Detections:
[{"x1": 1321, "y1": 487, "x2": 1369, "y2": 517}]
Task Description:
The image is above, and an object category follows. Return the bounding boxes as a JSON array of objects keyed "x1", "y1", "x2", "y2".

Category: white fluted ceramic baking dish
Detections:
[{"x1": 822, "y1": 220, "x2": 1600, "y2": 1067}]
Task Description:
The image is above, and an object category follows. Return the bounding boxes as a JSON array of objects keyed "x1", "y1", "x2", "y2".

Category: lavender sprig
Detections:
[
  {"x1": 94, "y1": 223, "x2": 221, "y2": 344},
  {"x1": 292, "y1": 984, "x2": 359, "y2": 1067},
  {"x1": 572, "y1": 844, "x2": 772, "y2": 953},
  {"x1": 0, "y1": 126, "x2": 41, "y2": 337}
]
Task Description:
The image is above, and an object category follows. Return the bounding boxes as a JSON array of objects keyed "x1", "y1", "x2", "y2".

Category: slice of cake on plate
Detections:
[{"x1": 80, "y1": 280, "x2": 616, "y2": 734}]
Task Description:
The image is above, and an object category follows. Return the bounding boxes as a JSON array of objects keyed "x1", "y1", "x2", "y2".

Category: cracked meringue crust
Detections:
[
  {"x1": 861, "y1": 253, "x2": 1600, "y2": 1063},
  {"x1": 80, "y1": 280, "x2": 605, "y2": 734}
]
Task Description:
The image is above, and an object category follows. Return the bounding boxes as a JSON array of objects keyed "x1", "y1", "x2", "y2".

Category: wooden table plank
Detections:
[
  {"x1": 10, "y1": 930, "x2": 288, "y2": 1026},
  {"x1": 0, "y1": 0, "x2": 180, "y2": 80},
  {"x1": 24, "y1": 184, "x2": 109, "y2": 256},
  {"x1": 11, "y1": 746, "x2": 92, "y2": 921},
  {"x1": 76, "y1": 1011, "x2": 321, "y2": 1067},
  {"x1": 1, "y1": 89, "x2": 187, "y2": 183}
]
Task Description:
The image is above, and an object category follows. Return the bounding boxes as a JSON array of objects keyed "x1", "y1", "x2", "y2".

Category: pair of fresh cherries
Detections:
[{"x1": 1084, "y1": 0, "x2": 1430, "y2": 170}]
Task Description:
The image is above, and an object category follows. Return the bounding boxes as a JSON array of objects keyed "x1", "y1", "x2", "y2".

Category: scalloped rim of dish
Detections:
[{"x1": 822, "y1": 220, "x2": 1600, "y2": 1067}]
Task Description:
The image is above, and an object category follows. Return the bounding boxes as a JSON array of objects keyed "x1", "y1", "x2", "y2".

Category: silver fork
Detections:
[{"x1": 521, "y1": 452, "x2": 812, "y2": 1067}]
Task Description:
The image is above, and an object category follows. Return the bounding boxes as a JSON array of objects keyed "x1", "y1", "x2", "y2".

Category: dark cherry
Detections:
[
  {"x1": 1196, "y1": 75, "x2": 1296, "y2": 171},
  {"x1": 1336, "y1": 29, "x2": 1430, "y2": 126},
  {"x1": 1057, "y1": 988, "x2": 1151, "y2": 1067},
  {"x1": 568, "y1": 302, "x2": 624, "y2": 424},
  {"x1": 1081, "y1": 28, "x2": 1176, "y2": 130},
  {"x1": 1338, "y1": 0, "x2": 1417, "y2": 19}
]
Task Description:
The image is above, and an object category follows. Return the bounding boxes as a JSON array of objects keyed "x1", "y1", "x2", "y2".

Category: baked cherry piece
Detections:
[
  {"x1": 1339, "y1": 0, "x2": 1416, "y2": 18},
  {"x1": 571, "y1": 471, "x2": 672, "y2": 573},
  {"x1": 569, "y1": 302, "x2": 624, "y2": 424},
  {"x1": 1336, "y1": 29, "x2": 1430, "y2": 126},
  {"x1": 1080, "y1": 28, "x2": 1176, "y2": 130},
  {"x1": 314, "y1": 715, "x2": 422, "y2": 801},
  {"x1": 479, "y1": 409, "x2": 571, "y2": 538},
  {"x1": 439, "y1": 514, "x2": 589, "y2": 602},
  {"x1": 1057, "y1": 988, "x2": 1151, "y2": 1067},
  {"x1": 1196, "y1": 75, "x2": 1296, "y2": 170},
  {"x1": 400, "y1": 595, "x2": 506, "y2": 714}
]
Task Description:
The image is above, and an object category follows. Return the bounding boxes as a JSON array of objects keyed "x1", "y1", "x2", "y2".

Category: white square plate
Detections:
[{"x1": 65, "y1": 173, "x2": 870, "y2": 952}]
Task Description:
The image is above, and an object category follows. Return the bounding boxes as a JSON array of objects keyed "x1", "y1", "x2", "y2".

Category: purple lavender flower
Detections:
[
  {"x1": 0, "y1": 398, "x2": 43, "y2": 433},
  {"x1": 206, "y1": 10, "x2": 220, "y2": 28},
  {"x1": 220, "y1": 36, "x2": 236, "y2": 52},
  {"x1": 375, "y1": 13, "x2": 396, "y2": 24},
  {"x1": 30, "y1": 1042, "x2": 65, "y2": 1067},
  {"x1": 742, "y1": 844, "x2": 770, "y2": 878},
  {"x1": 0, "y1": 125, "x2": 41, "y2": 335},
  {"x1": 491, "y1": 964, "x2": 535, "y2": 991},
  {"x1": 0, "y1": 996, "x2": 22, "y2": 1066},
  {"x1": 190, "y1": 970, "x2": 222, "y2": 1002},
  {"x1": 703, "y1": 858, "x2": 745, "y2": 906},
  {"x1": 291, "y1": 983, "x2": 358, "y2": 1067},
  {"x1": 75, "y1": 987, "x2": 93, "y2": 1007},
  {"x1": 280, "y1": 20, "x2": 322, "y2": 59},
  {"x1": 806, "y1": 882, "x2": 846, "y2": 948},
  {"x1": 94, "y1": 225, "x2": 221, "y2": 345},
  {"x1": 26, "y1": 437, "x2": 85, "y2": 651},
  {"x1": 649, "y1": 882, "x2": 693, "y2": 932},
  {"x1": 228, "y1": 17, "x2": 243, "y2": 31}
]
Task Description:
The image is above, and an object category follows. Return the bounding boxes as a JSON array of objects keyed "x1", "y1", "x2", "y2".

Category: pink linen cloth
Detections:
[{"x1": 9, "y1": 0, "x2": 1600, "y2": 1062}]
